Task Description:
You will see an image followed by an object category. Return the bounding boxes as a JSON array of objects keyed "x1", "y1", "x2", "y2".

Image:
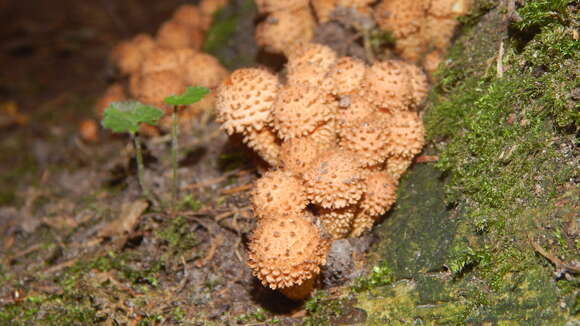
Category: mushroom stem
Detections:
[
  {"x1": 132, "y1": 133, "x2": 156, "y2": 205},
  {"x1": 279, "y1": 276, "x2": 316, "y2": 301},
  {"x1": 171, "y1": 105, "x2": 179, "y2": 213}
]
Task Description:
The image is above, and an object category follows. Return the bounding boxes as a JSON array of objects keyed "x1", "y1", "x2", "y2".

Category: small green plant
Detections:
[
  {"x1": 102, "y1": 101, "x2": 163, "y2": 204},
  {"x1": 101, "y1": 87, "x2": 209, "y2": 212},
  {"x1": 163, "y1": 86, "x2": 210, "y2": 212}
]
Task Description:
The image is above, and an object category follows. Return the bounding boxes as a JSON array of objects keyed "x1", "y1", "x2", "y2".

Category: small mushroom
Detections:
[
  {"x1": 247, "y1": 214, "x2": 330, "y2": 300},
  {"x1": 156, "y1": 20, "x2": 204, "y2": 50},
  {"x1": 110, "y1": 34, "x2": 156, "y2": 76},
  {"x1": 255, "y1": 8, "x2": 315, "y2": 55},
  {"x1": 338, "y1": 112, "x2": 390, "y2": 167},
  {"x1": 363, "y1": 60, "x2": 414, "y2": 112},
  {"x1": 302, "y1": 148, "x2": 366, "y2": 209},
  {"x1": 327, "y1": 56, "x2": 367, "y2": 97},
  {"x1": 383, "y1": 110, "x2": 425, "y2": 159},
  {"x1": 318, "y1": 206, "x2": 356, "y2": 239},
  {"x1": 243, "y1": 126, "x2": 283, "y2": 167},
  {"x1": 359, "y1": 171, "x2": 397, "y2": 217},
  {"x1": 95, "y1": 83, "x2": 126, "y2": 117},
  {"x1": 279, "y1": 137, "x2": 332, "y2": 175},
  {"x1": 272, "y1": 84, "x2": 334, "y2": 140},
  {"x1": 216, "y1": 68, "x2": 280, "y2": 135},
  {"x1": 182, "y1": 52, "x2": 229, "y2": 88},
  {"x1": 251, "y1": 170, "x2": 308, "y2": 219}
]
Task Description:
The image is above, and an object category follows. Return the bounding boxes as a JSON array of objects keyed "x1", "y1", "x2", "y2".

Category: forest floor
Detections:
[{"x1": 0, "y1": 0, "x2": 578, "y2": 325}]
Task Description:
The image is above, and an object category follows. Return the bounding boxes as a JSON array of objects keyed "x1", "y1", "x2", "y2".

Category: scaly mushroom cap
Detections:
[
  {"x1": 110, "y1": 34, "x2": 156, "y2": 76},
  {"x1": 286, "y1": 61, "x2": 335, "y2": 93},
  {"x1": 182, "y1": 52, "x2": 229, "y2": 88},
  {"x1": 251, "y1": 170, "x2": 307, "y2": 219},
  {"x1": 216, "y1": 68, "x2": 280, "y2": 134},
  {"x1": 254, "y1": 0, "x2": 309, "y2": 13},
  {"x1": 428, "y1": 0, "x2": 472, "y2": 18},
  {"x1": 172, "y1": 4, "x2": 208, "y2": 31},
  {"x1": 338, "y1": 113, "x2": 390, "y2": 167},
  {"x1": 255, "y1": 8, "x2": 315, "y2": 54},
  {"x1": 359, "y1": 171, "x2": 397, "y2": 217},
  {"x1": 327, "y1": 56, "x2": 367, "y2": 96},
  {"x1": 272, "y1": 84, "x2": 333, "y2": 140},
  {"x1": 95, "y1": 83, "x2": 126, "y2": 117},
  {"x1": 140, "y1": 47, "x2": 180, "y2": 75},
  {"x1": 303, "y1": 148, "x2": 366, "y2": 209},
  {"x1": 243, "y1": 126, "x2": 282, "y2": 167},
  {"x1": 374, "y1": 0, "x2": 427, "y2": 38},
  {"x1": 385, "y1": 155, "x2": 413, "y2": 180},
  {"x1": 364, "y1": 60, "x2": 414, "y2": 111},
  {"x1": 401, "y1": 62, "x2": 429, "y2": 107},
  {"x1": 286, "y1": 43, "x2": 337, "y2": 74},
  {"x1": 318, "y1": 206, "x2": 356, "y2": 239},
  {"x1": 350, "y1": 210, "x2": 374, "y2": 237},
  {"x1": 279, "y1": 137, "x2": 331, "y2": 175},
  {"x1": 132, "y1": 71, "x2": 186, "y2": 109},
  {"x1": 335, "y1": 94, "x2": 375, "y2": 127},
  {"x1": 247, "y1": 214, "x2": 330, "y2": 290},
  {"x1": 156, "y1": 20, "x2": 204, "y2": 50},
  {"x1": 384, "y1": 111, "x2": 425, "y2": 158},
  {"x1": 309, "y1": 118, "x2": 339, "y2": 146}
]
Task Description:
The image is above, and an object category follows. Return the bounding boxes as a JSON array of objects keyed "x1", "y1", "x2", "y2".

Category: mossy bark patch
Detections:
[
  {"x1": 371, "y1": 163, "x2": 458, "y2": 278},
  {"x1": 345, "y1": 0, "x2": 579, "y2": 324}
]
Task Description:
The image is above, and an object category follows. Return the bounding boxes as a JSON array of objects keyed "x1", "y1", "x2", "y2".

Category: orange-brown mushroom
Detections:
[
  {"x1": 95, "y1": 83, "x2": 126, "y2": 117},
  {"x1": 272, "y1": 84, "x2": 334, "y2": 140},
  {"x1": 255, "y1": 8, "x2": 315, "y2": 55},
  {"x1": 339, "y1": 112, "x2": 390, "y2": 167},
  {"x1": 363, "y1": 60, "x2": 414, "y2": 112},
  {"x1": 251, "y1": 170, "x2": 308, "y2": 219},
  {"x1": 216, "y1": 68, "x2": 280, "y2": 135},
  {"x1": 302, "y1": 148, "x2": 365, "y2": 209},
  {"x1": 247, "y1": 214, "x2": 330, "y2": 300},
  {"x1": 110, "y1": 34, "x2": 156, "y2": 76}
]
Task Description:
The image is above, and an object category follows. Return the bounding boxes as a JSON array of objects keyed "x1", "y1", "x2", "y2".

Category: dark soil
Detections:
[{"x1": 0, "y1": 1, "x2": 373, "y2": 324}]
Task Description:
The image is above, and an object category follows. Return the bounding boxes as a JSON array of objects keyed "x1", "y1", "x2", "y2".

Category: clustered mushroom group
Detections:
[
  {"x1": 94, "y1": 0, "x2": 229, "y2": 135},
  {"x1": 254, "y1": 0, "x2": 471, "y2": 75},
  {"x1": 215, "y1": 42, "x2": 428, "y2": 299},
  {"x1": 89, "y1": 0, "x2": 470, "y2": 302}
]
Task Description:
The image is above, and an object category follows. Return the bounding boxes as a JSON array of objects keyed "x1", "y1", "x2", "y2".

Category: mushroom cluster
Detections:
[
  {"x1": 374, "y1": 0, "x2": 472, "y2": 74},
  {"x1": 254, "y1": 0, "x2": 471, "y2": 75},
  {"x1": 95, "y1": 0, "x2": 229, "y2": 135},
  {"x1": 216, "y1": 42, "x2": 427, "y2": 299}
]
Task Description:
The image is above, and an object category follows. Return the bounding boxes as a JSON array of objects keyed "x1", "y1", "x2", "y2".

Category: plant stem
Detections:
[
  {"x1": 133, "y1": 133, "x2": 155, "y2": 204},
  {"x1": 171, "y1": 106, "x2": 178, "y2": 212}
]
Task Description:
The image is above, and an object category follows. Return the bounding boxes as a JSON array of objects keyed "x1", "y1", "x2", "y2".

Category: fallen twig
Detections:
[
  {"x1": 528, "y1": 233, "x2": 580, "y2": 274},
  {"x1": 195, "y1": 234, "x2": 224, "y2": 268}
]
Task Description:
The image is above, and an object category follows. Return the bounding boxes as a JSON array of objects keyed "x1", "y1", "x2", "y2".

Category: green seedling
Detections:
[
  {"x1": 101, "y1": 101, "x2": 163, "y2": 204},
  {"x1": 163, "y1": 86, "x2": 210, "y2": 212}
]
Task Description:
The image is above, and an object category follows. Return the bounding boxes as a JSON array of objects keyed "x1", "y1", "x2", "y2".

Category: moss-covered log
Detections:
[{"x1": 306, "y1": 0, "x2": 578, "y2": 324}]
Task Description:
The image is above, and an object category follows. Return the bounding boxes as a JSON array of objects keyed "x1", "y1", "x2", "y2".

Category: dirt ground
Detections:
[{"x1": 0, "y1": 1, "x2": 374, "y2": 324}]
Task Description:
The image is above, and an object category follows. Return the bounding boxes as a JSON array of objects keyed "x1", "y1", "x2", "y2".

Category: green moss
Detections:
[
  {"x1": 352, "y1": 0, "x2": 578, "y2": 324},
  {"x1": 157, "y1": 215, "x2": 199, "y2": 252}
]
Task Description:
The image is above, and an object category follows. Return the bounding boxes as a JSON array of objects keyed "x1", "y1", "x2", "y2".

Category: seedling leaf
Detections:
[
  {"x1": 102, "y1": 101, "x2": 163, "y2": 134},
  {"x1": 164, "y1": 86, "x2": 210, "y2": 106}
]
